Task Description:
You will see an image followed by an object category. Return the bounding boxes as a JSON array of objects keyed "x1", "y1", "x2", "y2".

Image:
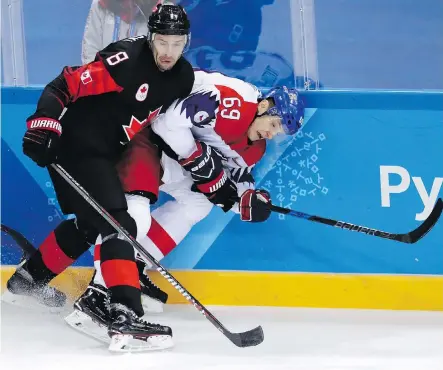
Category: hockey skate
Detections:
[
  {"x1": 140, "y1": 270, "x2": 168, "y2": 313},
  {"x1": 1, "y1": 265, "x2": 66, "y2": 310},
  {"x1": 108, "y1": 303, "x2": 173, "y2": 352},
  {"x1": 64, "y1": 283, "x2": 112, "y2": 343},
  {"x1": 137, "y1": 257, "x2": 168, "y2": 313}
]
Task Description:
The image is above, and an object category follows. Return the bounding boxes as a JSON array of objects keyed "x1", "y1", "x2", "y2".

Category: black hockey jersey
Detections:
[{"x1": 28, "y1": 36, "x2": 194, "y2": 160}]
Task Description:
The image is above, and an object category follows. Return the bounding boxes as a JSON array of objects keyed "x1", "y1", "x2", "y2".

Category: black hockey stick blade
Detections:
[
  {"x1": 1, "y1": 224, "x2": 36, "y2": 258},
  {"x1": 268, "y1": 197, "x2": 443, "y2": 244},
  {"x1": 50, "y1": 163, "x2": 264, "y2": 348},
  {"x1": 398, "y1": 197, "x2": 443, "y2": 244},
  {"x1": 227, "y1": 325, "x2": 264, "y2": 347}
]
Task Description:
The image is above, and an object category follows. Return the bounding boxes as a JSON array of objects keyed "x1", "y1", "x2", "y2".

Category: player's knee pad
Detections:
[
  {"x1": 125, "y1": 194, "x2": 152, "y2": 240},
  {"x1": 74, "y1": 217, "x2": 100, "y2": 245}
]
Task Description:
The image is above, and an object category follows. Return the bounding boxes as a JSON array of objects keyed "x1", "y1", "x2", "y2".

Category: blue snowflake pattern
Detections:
[{"x1": 260, "y1": 130, "x2": 329, "y2": 221}]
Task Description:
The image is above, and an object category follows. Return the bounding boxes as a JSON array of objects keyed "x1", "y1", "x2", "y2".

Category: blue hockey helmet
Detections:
[{"x1": 263, "y1": 86, "x2": 305, "y2": 135}]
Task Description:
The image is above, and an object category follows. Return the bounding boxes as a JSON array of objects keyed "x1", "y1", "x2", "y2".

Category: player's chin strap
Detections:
[
  {"x1": 49, "y1": 163, "x2": 264, "y2": 348},
  {"x1": 264, "y1": 199, "x2": 442, "y2": 244}
]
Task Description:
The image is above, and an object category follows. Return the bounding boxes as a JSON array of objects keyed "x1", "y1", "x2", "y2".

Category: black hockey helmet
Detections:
[
  {"x1": 148, "y1": 3, "x2": 190, "y2": 34},
  {"x1": 148, "y1": 3, "x2": 191, "y2": 51}
]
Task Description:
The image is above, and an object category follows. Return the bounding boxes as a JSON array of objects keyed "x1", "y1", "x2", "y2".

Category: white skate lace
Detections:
[
  {"x1": 136, "y1": 254, "x2": 161, "y2": 290},
  {"x1": 142, "y1": 274, "x2": 161, "y2": 291}
]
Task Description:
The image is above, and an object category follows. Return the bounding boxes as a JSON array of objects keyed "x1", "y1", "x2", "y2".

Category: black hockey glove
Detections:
[
  {"x1": 180, "y1": 141, "x2": 238, "y2": 212},
  {"x1": 239, "y1": 189, "x2": 272, "y2": 222},
  {"x1": 202, "y1": 175, "x2": 238, "y2": 212},
  {"x1": 23, "y1": 117, "x2": 62, "y2": 167}
]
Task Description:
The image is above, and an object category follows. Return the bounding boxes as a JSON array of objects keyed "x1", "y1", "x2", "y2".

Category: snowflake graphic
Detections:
[
  {"x1": 259, "y1": 130, "x2": 329, "y2": 221},
  {"x1": 45, "y1": 181, "x2": 64, "y2": 224}
]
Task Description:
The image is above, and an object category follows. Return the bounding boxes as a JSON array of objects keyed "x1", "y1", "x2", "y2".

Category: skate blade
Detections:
[
  {"x1": 141, "y1": 295, "x2": 164, "y2": 313},
  {"x1": 64, "y1": 310, "x2": 109, "y2": 344},
  {"x1": 1, "y1": 289, "x2": 64, "y2": 313},
  {"x1": 108, "y1": 333, "x2": 174, "y2": 353}
]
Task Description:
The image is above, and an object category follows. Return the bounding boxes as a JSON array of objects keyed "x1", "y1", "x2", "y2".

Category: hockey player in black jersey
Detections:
[{"x1": 4, "y1": 4, "x2": 196, "y2": 352}]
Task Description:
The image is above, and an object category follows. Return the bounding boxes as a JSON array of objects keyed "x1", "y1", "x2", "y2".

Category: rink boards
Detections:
[
  {"x1": 1, "y1": 267, "x2": 442, "y2": 310},
  {"x1": 1, "y1": 88, "x2": 443, "y2": 310}
]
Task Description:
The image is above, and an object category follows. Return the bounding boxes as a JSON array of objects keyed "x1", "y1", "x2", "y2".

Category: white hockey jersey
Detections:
[{"x1": 152, "y1": 70, "x2": 267, "y2": 194}]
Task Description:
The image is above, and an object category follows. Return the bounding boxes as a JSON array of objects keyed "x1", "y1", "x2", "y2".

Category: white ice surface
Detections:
[{"x1": 1, "y1": 303, "x2": 443, "y2": 370}]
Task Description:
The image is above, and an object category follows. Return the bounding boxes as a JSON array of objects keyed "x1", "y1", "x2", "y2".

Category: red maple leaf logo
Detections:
[
  {"x1": 122, "y1": 116, "x2": 147, "y2": 141},
  {"x1": 147, "y1": 106, "x2": 162, "y2": 124},
  {"x1": 140, "y1": 86, "x2": 147, "y2": 93},
  {"x1": 122, "y1": 106, "x2": 163, "y2": 142}
]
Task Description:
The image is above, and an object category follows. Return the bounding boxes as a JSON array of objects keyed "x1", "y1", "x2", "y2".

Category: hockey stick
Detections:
[
  {"x1": 268, "y1": 198, "x2": 443, "y2": 244},
  {"x1": 50, "y1": 163, "x2": 263, "y2": 348},
  {"x1": 1, "y1": 224, "x2": 36, "y2": 259}
]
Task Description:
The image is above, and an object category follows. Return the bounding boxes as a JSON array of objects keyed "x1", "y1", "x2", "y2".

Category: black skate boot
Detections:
[
  {"x1": 73, "y1": 282, "x2": 110, "y2": 326},
  {"x1": 2, "y1": 265, "x2": 66, "y2": 308},
  {"x1": 107, "y1": 303, "x2": 173, "y2": 352},
  {"x1": 136, "y1": 257, "x2": 168, "y2": 313},
  {"x1": 64, "y1": 282, "x2": 112, "y2": 343}
]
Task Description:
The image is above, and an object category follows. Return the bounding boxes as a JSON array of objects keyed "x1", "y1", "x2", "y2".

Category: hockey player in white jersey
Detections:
[{"x1": 65, "y1": 70, "x2": 305, "y2": 351}]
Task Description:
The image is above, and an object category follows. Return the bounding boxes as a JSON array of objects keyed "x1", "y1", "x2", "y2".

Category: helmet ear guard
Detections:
[{"x1": 262, "y1": 86, "x2": 305, "y2": 136}]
